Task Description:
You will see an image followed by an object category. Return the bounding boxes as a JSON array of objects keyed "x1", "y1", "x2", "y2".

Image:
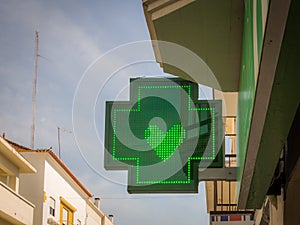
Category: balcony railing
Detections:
[{"x1": 0, "y1": 181, "x2": 35, "y2": 225}]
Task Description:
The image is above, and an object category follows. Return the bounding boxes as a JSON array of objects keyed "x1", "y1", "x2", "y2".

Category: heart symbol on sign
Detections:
[{"x1": 144, "y1": 124, "x2": 186, "y2": 161}]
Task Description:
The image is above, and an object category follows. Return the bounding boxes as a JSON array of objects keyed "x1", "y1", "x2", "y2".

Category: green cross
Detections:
[{"x1": 105, "y1": 78, "x2": 223, "y2": 193}]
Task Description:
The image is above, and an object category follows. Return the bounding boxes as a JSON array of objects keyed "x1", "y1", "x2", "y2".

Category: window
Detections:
[
  {"x1": 60, "y1": 197, "x2": 76, "y2": 225},
  {"x1": 61, "y1": 207, "x2": 69, "y2": 225},
  {"x1": 49, "y1": 197, "x2": 55, "y2": 216}
]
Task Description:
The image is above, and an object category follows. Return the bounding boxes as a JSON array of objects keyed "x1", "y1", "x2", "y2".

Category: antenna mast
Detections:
[
  {"x1": 57, "y1": 127, "x2": 72, "y2": 159},
  {"x1": 31, "y1": 30, "x2": 39, "y2": 149}
]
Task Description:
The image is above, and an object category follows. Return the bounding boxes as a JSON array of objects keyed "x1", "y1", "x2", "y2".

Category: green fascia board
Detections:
[
  {"x1": 246, "y1": 0, "x2": 300, "y2": 208},
  {"x1": 256, "y1": 0, "x2": 263, "y2": 62},
  {"x1": 237, "y1": 0, "x2": 255, "y2": 190}
]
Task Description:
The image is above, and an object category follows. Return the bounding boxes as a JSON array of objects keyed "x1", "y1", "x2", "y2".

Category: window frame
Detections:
[
  {"x1": 49, "y1": 197, "x2": 56, "y2": 217},
  {"x1": 59, "y1": 197, "x2": 76, "y2": 225}
]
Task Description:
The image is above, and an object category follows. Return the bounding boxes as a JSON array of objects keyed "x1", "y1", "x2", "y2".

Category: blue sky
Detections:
[{"x1": 0, "y1": 1, "x2": 210, "y2": 224}]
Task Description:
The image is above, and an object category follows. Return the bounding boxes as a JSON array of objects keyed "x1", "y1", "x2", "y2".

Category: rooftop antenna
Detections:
[
  {"x1": 57, "y1": 127, "x2": 72, "y2": 159},
  {"x1": 30, "y1": 30, "x2": 39, "y2": 149}
]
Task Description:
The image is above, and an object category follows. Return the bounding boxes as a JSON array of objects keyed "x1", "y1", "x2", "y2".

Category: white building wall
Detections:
[
  {"x1": 86, "y1": 203, "x2": 102, "y2": 225},
  {"x1": 43, "y1": 160, "x2": 87, "y2": 225},
  {"x1": 269, "y1": 195, "x2": 284, "y2": 225},
  {"x1": 0, "y1": 181, "x2": 35, "y2": 225},
  {"x1": 19, "y1": 152, "x2": 91, "y2": 225},
  {"x1": 86, "y1": 215, "x2": 100, "y2": 225},
  {"x1": 104, "y1": 217, "x2": 114, "y2": 225},
  {"x1": 19, "y1": 151, "x2": 112, "y2": 225},
  {"x1": 19, "y1": 152, "x2": 46, "y2": 225}
]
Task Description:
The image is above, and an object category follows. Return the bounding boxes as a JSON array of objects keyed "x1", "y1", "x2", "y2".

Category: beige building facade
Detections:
[
  {"x1": 5, "y1": 139, "x2": 113, "y2": 225},
  {"x1": 0, "y1": 136, "x2": 36, "y2": 225}
]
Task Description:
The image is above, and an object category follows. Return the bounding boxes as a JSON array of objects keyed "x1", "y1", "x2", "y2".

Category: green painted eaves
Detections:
[{"x1": 246, "y1": 0, "x2": 300, "y2": 208}]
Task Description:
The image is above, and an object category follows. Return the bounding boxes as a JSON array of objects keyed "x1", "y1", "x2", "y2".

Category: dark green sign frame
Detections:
[{"x1": 105, "y1": 78, "x2": 223, "y2": 193}]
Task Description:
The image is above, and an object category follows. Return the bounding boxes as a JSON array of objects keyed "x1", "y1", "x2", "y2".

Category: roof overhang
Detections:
[
  {"x1": 238, "y1": 0, "x2": 300, "y2": 209},
  {"x1": 0, "y1": 137, "x2": 36, "y2": 174},
  {"x1": 6, "y1": 138, "x2": 93, "y2": 198},
  {"x1": 143, "y1": 0, "x2": 244, "y2": 91}
]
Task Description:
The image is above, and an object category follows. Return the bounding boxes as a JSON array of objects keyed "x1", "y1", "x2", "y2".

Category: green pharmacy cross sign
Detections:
[{"x1": 105, "y1": 78, "x2": 223, "y2": 193}]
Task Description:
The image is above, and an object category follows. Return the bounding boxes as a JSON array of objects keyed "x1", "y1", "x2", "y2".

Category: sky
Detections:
[{"x1": 0, "y1": 1, "x2": 210, "y2": 224}]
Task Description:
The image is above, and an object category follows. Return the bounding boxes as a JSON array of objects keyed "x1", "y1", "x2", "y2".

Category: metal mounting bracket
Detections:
[{"x1": 198, "y1": 167, "x2": 237, "y2": 181}]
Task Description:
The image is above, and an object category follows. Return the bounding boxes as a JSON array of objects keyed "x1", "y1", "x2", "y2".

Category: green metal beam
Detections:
[{"x1": 246, "y1": 0, "x2": 300, "y2": 208}]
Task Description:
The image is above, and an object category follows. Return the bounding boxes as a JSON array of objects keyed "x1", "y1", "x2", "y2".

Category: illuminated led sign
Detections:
[{"x1": 105, "y1": 78, "x2": 223, "y2": 193}]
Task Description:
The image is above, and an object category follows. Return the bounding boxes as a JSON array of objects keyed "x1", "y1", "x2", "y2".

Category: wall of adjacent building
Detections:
[
  {"x1": 43, "y1": 159, "x2": 87, "y2": 225},
  {"x1": 19, "y1": 152, "x2": 45, "y2": 225},
  {"x1": 0, "y1": 181, "x2": 35, "y2": 225},
  {"x1": 18, "y1": 149, "x2": 114, "y2": 225},
  {"x1": 270, "y1": 195, "x2": 284, "y2": 225},
  {"x1": 254, "y1": 194, "x2": 284, "y2": 225},
  {"x1": 86, "y1": 201, "x2": 103, "y2": 225},
  {"x1": 19, "y1": 152, "x2": 89, "y2": 225},
  {"x1": 104, "y1": 216, "x2": 114, "y2": 225},
  {"x1": 0, "y1": 218, "x2": 14, "y2": 225}
]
